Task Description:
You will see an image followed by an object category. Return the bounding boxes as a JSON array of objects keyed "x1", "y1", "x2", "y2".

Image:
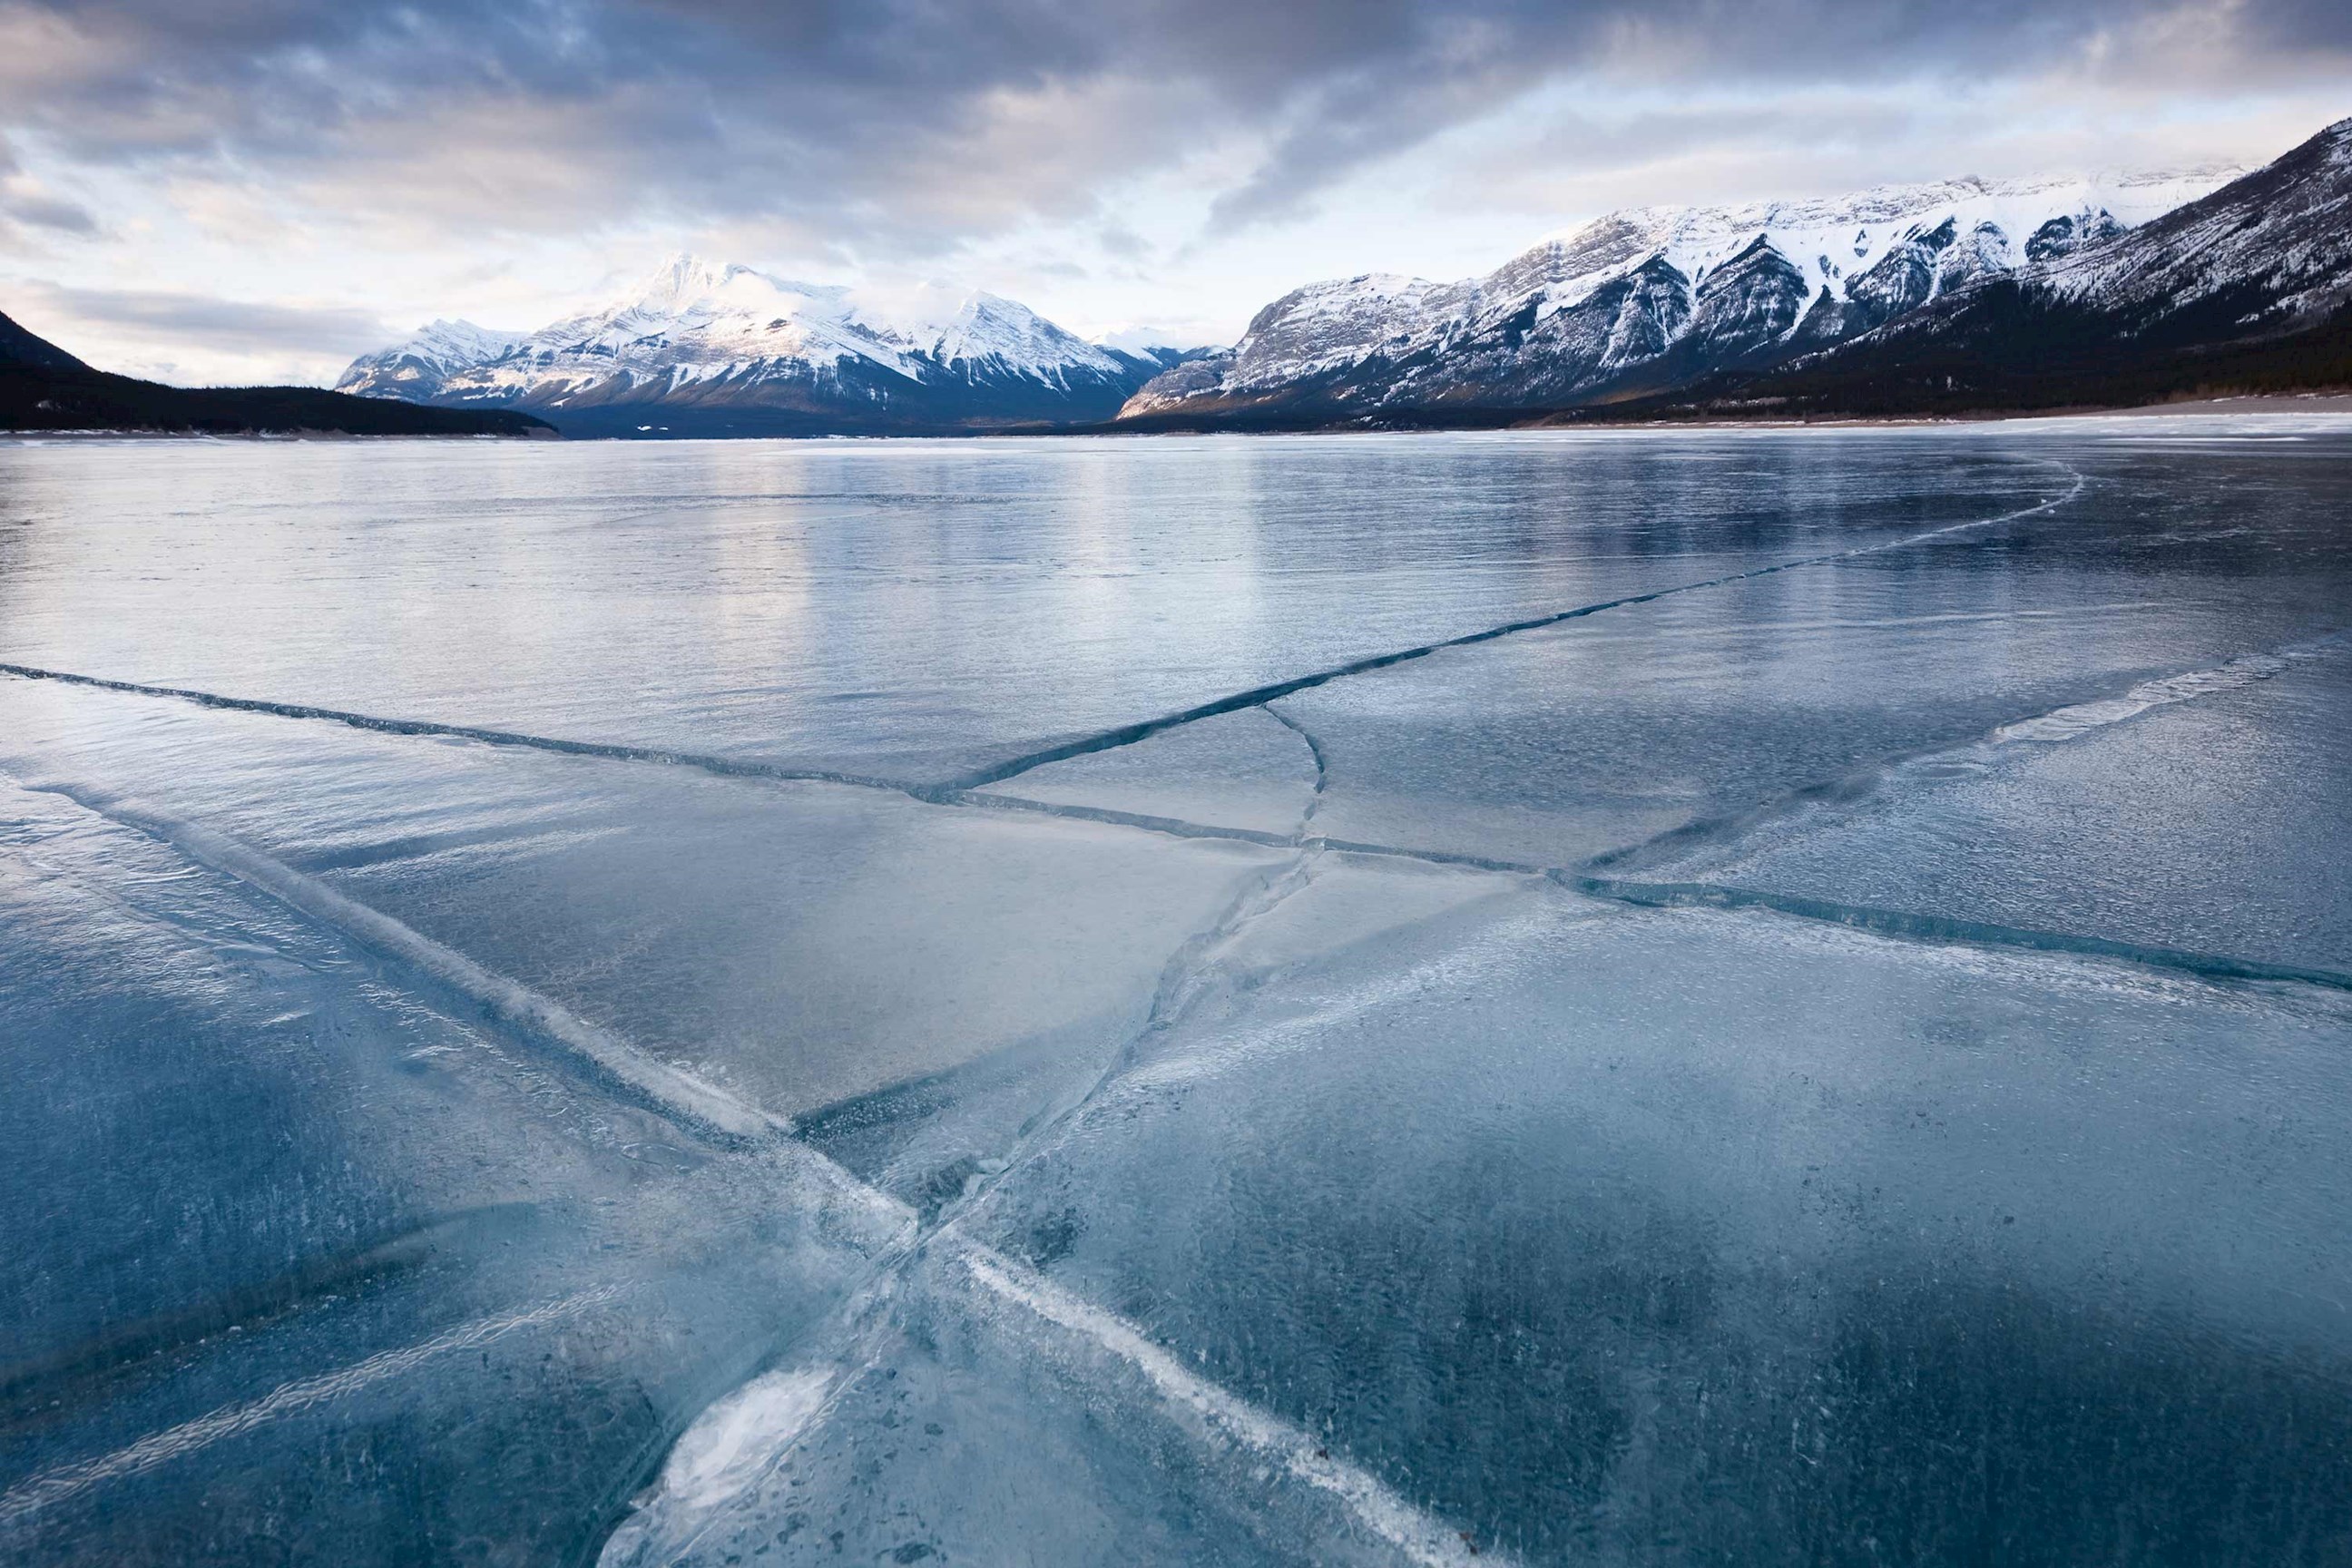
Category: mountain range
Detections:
[
  {"x1": 339, "y1": 119, "x2": 2350, "y2": 435},
  {"x1": 1122, "y1": 117, "x2": 2352, "y2": 426},
  {"x1": 336, "y1": 259, "x2": 1200, "y2": 437},
  {"x1": 31, "y1": 111, "x2": 2344, "y2": 438},
  {"x1": 1670, "y1": 115, "x2": 2352, "y2": 417},
  {"x1": 1117, "y1": 169, "x2": 2236, "y2": 425}
]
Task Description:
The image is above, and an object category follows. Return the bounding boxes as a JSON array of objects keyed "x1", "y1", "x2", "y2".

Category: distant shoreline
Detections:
[
  {"x1": 7, "y1": 389, "x2": 2348, "y2": 446},
  {"x1": 0, "y1": 427, "x2": 560, "y2": 443},
  {"x1": 1537, "y1": 389, "x2": 2352, "y2": 429}
]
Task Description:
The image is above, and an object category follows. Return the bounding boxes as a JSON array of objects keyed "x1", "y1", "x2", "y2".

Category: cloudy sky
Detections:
[{"x1": 0, "y1": 0, "x2": 2345, "y2": 385}]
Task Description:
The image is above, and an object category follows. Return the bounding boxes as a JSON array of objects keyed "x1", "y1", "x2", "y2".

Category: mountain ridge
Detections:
[
  {"x1": 1612, "y1": 115, "x2": 2352, "y2": 419},
  {"x1": 1116, "y1": 165, "x2": 2242, "y2": 426},
  {"x1": 338, "y1": 257, "x2": 1204, "y2": 437}
]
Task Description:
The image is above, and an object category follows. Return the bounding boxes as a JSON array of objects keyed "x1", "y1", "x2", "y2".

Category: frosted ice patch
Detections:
[{"x1": 599, "y1": 1373, "x2": 839, "y2": 1564}]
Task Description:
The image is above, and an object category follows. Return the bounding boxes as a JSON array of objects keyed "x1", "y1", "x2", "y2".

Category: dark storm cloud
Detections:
[{"x1": 0, "y1": 0, "x2": 2344, "y2": 245}]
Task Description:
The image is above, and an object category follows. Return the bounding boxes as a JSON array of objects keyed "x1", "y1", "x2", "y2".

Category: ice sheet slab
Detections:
[
  {"x1": 950, "y1": 877, "x2": 2352, "y2": 1565},
  {"x1": 1634, "y1": 637, "x2": 2352, "y2": 978}
]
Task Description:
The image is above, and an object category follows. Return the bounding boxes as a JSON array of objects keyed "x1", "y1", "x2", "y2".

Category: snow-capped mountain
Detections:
[
  {"x1": 337, "y1": 318, "x2": 527, "y2": 402},
  {"x1": 1120, "y1": 168, "x2": 2238, "y2": 424},
  {"x1": 339, "y1": 257, "x2": 1193, "y2": 436},
  {"x1": 1723, "y1": 116, "x2": 2352, "y2": 415},
  {"x1": 2001, "y1": 121, "x2": 2352, "y2": 332}
]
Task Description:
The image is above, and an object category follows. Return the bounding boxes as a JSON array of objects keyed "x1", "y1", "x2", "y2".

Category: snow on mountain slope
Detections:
[
  {"x1": 1121, "y1": 167, "x2": 2238, "y2": 420},
  {"x1": 337, "y1": 319, "x2": 526, "y2": 401},
  {"x1": 879, "y1": 286, "x2": 1132, "y2": 386},
  {"x1": 1721, "y1": 117, "x2": 2352, "y2": 414},
  {"x1": 2033, "y1": 118, "x2": 2352, "y2": 328},
  {"x1": 338, "y1": 257, "x2": 1167, "y2": 434}
]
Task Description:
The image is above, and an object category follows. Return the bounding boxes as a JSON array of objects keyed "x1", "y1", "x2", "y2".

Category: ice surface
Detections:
[
  {"x1": 0, "y1": 772, "x2": 908, "y2": 1563},
  {"x1": 3, "y1": 416, "x2": 2350, "y2": 1565}
]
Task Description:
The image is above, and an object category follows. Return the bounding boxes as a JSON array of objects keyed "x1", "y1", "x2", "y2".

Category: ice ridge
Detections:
[
  {"x1": 1568, "y1": 876, "x2": 2352, "y2": 992},
  {"x1": 0, "y1": 1287, "x2": 624, "y2": 1527}
]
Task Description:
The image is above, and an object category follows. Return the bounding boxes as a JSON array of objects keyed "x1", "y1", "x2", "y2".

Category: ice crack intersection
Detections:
[{"x1": 15, "y1": 788, "x2": 1498, "y2": 1567}]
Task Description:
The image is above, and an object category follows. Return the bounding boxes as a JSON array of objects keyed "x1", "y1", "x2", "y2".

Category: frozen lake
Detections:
[{"x1": 3, "y1": 421, "x2": 2349, "y2": 1565}]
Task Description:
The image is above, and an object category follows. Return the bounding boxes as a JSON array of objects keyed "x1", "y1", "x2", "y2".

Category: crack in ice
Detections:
[
  {"x1": 9, "y1": 601, "x2": 2341, "y2": 1005},
  {"x1": 0, "y1": 663, "x2": 924, "y2": 798},
  {"x1": 1265, "y1": 701, "x2": 1332, "y2": 836},
  {"x1": 14, "y1": 780, "x2": 802, "y2": 1150},
  {"x1": 955, "y1": 1243, "x2": 1498, "y2": 1568},
  {"x1": 949, "y1": 464, "x2": 2090, "y2": 792},
  {"x1": 1588, "y1": 628, "x2": 2348, "y2": 880}
]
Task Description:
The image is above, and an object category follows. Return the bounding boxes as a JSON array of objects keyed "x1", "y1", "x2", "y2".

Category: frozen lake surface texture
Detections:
[{"x1": 2, "y1": 419, "x2": 2349, "y2": 1566}]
